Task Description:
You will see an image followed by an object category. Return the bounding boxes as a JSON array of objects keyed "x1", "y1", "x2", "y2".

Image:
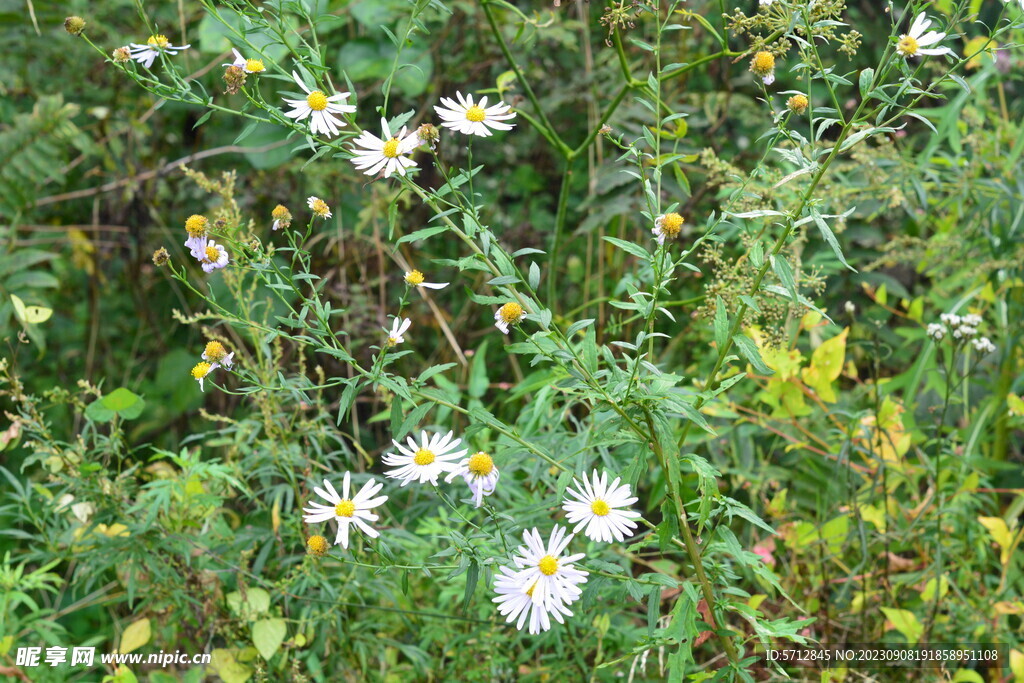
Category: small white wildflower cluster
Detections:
[
  {"x1": 190, "y1": 340, "x2": 235, "y2": 392},
  {"x1": 927, "y1": 312, "x2": 996, "y2": 354}
]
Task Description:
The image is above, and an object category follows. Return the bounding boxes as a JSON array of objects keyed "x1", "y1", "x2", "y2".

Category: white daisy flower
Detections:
[
  {"x1": 492, "y1": 565, "x2": 575, "y2": 634},
  {"x1": 562, "y1": 470, "x2": 642, "y2": 544},
  {"x1": 445, "y1": 451, "x2": 499, "y2": 508},
  {"x1": 301, "y1": 473, "x2": 388, "y2": 549},
  {"x1": 653, "y1": 212, "x2": 684, "y2": 245},
  {"x1": 386, "y1": 317, "x2": 411, "y2": 346},
  {"x1": 127, "y1": 34, "x2": 190, "y2": 69},
  {"x1": 404, "y1": 270, "x2": 448, "y2": 290},
  {"x1": 202, "y1": 341, "x2": 235, "y2": 369},
  {"x1": 192, "y1": 238, "x2": 229, "y2": 273},
  {"x1": 494, "y1": 302, "x2": 526, "y2": 334},
  {"x1": 434, "y1": 92, "x2": 517, "y2": 137},
  {"x1": 382, "y1": 430, "x2": 467, "y2": 486},
  {"x1": 223, "y1": 48, "x2": 265, "y2": 74},
  {"x1": 508, "y1": 526, "x2": 588, "y2": 616},
  {"x1": 897, "y1": 12, "x2": 954, "y2": 58},
  {"x1": 349, "y1": 117, "x2": 419, "y2": 179},
  {"x1": 282, "y1": 71, "x2": 355, "y2": 138},
  {"x1": 307, "y1": 196, "x2": 332, "y2": 219}
]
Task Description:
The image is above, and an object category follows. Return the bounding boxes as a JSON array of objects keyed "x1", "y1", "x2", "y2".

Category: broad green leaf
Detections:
[{"x1": 252, "y1": 618, "x2": 286, "y2": 661}]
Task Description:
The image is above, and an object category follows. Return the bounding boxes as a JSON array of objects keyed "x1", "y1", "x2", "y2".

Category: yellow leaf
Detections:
[
  {"x1": 211, "y1": 649, "x2": 253, "y2": 683},
  {"x1": 879, "y1": 607, "x2": 922, "y2": 644},
  {"x1": 979, "y1": 516, "x2": 1014, "y2": 564},
  {"x1": 858, "y1": 503, "x2": 886, "y2": 533},
  {"x1": 1009, "y1": 649, "x2": 1024, "y2": 680},
  {"x1": 802, "y1": 328, "x2": 847, "y2": 403},
  {"x1": 119, "y1": 618, "x2": 151, "y2": 654}
]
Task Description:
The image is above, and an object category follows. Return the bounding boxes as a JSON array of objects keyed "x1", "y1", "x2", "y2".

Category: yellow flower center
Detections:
[
  {"x1": 191, "y1": 362, "x2": 211, "y2": 380},
  {"x1": 310, "y1": 199, "x2": 330, "y2": 217},
  {"x1": 465, "y1": 105, "x2": 486, "y2": 122},
  {"x1": 752, "y1": 51, "x2": 775, "y2": 75},
  {"x1": 413, "y1": 448, "x2": 436, "y2": 466},
  {"x1": 334, "y1": 499, "x2": 355, "y2": 517},
  {"x1": 405, "y1": 270, "x2": 425, "y2": 286},
  {"x1": 898, "y1": 35, "x2": 919, "y2": 56},
  {"x1": 660, "y1": 212, "x2": 684, "y2": 237},
  {"x1": 272, "y1": 204, "x2": 290, "y2": 219},
  {"x1": 185, "y1": 214, "x2": 208, "y2": 237},
  {"x1": 306, "y1": 91, "x2": 328, "y2": 111},
  {"x1": 204, "y1": 245, "x2": 220, "y2": 262},
  {"x1": 590, "y1": 499, "x2": 611, "y2": 516},
  {"x1": 386, "y1": 336, "x2": 399, "y2": 347},
  {"x1": 467, "y1": 452, "x2": 494, "y2": 477},
  {"x1": 245, "y1": 59, "x2": 265, "y2": 73},
  {"x1": 204, "y1": 341, "x2": 227, "y2": 362},
  {"x1": 148, "y1": 34, "x2": 170, "y2": 48},
  {"x1": 307, "y1": 535, "x2": 329, "y2": 556},
  {"x1": 382, "y1": 138, "x2": 401, "y2": 158},
  {"x1": 538, "y1": 555, "x2": 558, "y2": 576},
  {"x1": 499, "y1": 302, "x2": 524, "y2": 324}
]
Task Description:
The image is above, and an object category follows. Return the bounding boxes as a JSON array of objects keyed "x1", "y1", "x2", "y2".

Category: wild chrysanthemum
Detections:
[
  {"x1": 494, "y1": 302, "x2": 526, "y2": 334},
  {"x1": 184, "y1": 214, "x2": 209, "y2": 256},
  {"x1": 202, "y1": 341, "x2": 234, "y2": 368},
  {"x1": 112, "y1": 47, "x2": 131, "y2": 63},
  {"x1": 271, "y1": 204, "x2": 292, "y2": 231},
  {"x1": 445, "y1": 451, "x2": 499, "y2": 508},
  {"x1": 897, "y1": 12, "x2": 954, "y2": 58},
  {"x1": 127, "y1": 35, "x2": 190, "y2": 69},
  {"x1": 282, "y1": 71, "x2": 355, "y2": 138},
  {"x1": 508, "y1": 526, "x2": 588, "y2": 615},
  {"x1": 191, "y1": 238, "x2": 229, "y2": 273},
  {"x1": 223, "y1": 48, "x2": 265, "y2": 74},
  {"x1": 492, "y1": 565, "x2": 575, "y2": 634},
  {"x1": 349, "y1": 117, "x2": 418, "y2": 179},
  {"x1": 404, "y1": 270, "x2": 448, "y2": 289},
  {"x1": 653, "y1": 212, "x2": 684, "y2": 245},
  {"x1": 787, "y1": 94, "x2": 809, "y2": 115},
  {"x1": 386, "y1": 317, "x2": 411, "y2": 346},
  {"x1": 307, "y1": 196, "x2": 332, "y2": 220},
  {"x1": 302, "y1": 473, "x2": 388, "y2": 549},
  {"x1": 382, "y1": 430, "x2": 467, "y2": 486},
  {"x1": 750, "y1": 51, "x2": 776, "y2": 85},
  {"x1": 562, "y1": 470, "x2": 642, "y2": 543},
  {"x1": 434, "y1": 92, "x2": 517, "y2": 137},
  {"x1": 191, "y1": 361, "x2": 213, "y2": 391}
]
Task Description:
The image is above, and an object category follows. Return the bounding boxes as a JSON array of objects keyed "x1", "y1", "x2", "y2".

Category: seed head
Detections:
[
  {"x1": 64, "y1": 16, "x2": 86, "y2": 36},
  {"x1": 152, "y1": 247, "x2": 170, "y2": 266}
]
